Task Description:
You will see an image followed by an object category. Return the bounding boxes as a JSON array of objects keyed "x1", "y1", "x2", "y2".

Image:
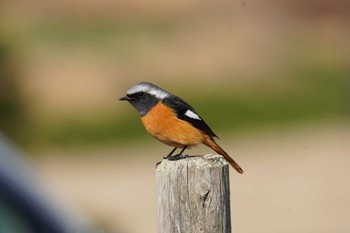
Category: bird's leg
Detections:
[
  {"x1": 178, "y1": 145, "x2": 188, "y2": 157},
  {"x1": 167, "y1": 146, "x2": 188, "y2": 161},
  {"x1": 164, "y1": 147, "x2": 177, "y2": 159}
]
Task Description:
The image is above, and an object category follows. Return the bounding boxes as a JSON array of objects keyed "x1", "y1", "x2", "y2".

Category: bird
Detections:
[{"x1": 119, "y1": 82, "x2": 244, "y2": 174}]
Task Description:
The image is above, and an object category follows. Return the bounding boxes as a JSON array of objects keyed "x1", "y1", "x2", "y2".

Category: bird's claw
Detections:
[
  {"x1": 155, "y1": 161, "x2": 162, "y2": 167},
  {"x1": 166, "y1": 153, "x2": 189, "y2": 161}
]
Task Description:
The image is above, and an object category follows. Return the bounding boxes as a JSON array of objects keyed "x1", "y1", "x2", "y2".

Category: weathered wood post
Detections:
[{"x1": 156, "y1": 154, "x2": 231, "y2": 233}]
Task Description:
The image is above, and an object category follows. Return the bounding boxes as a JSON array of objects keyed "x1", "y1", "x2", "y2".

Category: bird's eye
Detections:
[{"x1": 137, "y1": 92, "x2": 144, "y2": 97}]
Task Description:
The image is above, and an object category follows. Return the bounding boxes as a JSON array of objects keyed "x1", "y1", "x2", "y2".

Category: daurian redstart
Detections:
[{"x1": 119, "y1": 82, "x2": 243, "y2": 174}]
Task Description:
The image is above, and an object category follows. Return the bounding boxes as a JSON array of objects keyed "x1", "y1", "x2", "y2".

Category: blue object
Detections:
[{"x1": 0, "y1": 132, "x2": 107, "y2": 233}]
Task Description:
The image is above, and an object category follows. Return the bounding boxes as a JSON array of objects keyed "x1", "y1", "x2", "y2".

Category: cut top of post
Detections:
[{"x1": 156, "y1": 154, "x2": 229, "y2": 170}]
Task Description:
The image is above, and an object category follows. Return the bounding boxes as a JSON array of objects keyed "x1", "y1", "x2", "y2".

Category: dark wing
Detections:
[{"x1": 162, "y1": 96, "x2": 218, "y2": 138}]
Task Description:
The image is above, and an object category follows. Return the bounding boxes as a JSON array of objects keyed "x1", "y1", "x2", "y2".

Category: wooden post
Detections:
[{"x1": 156, "y1": 154, "x2": 231, "y2": 233}]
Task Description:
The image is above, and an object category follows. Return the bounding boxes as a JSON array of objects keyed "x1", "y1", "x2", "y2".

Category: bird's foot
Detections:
[
  {"x1": 167, "y1": 153, "x2": 182, "y2": 161},
  {"x1": 155, "y1": 161, "x2": 162, "y2": 167},
  {"x1": 166, "y1": 153, "x2": 189, "y2": 161}
]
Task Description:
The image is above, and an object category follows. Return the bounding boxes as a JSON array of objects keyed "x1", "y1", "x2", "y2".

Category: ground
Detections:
[{"x1": 36, "y1": 121, "x2": 350, "y2": 233}]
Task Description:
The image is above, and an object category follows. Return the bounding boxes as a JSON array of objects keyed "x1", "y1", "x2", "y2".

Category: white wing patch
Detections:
[{"x1": 185, "y1": 109, "x2": 201, "y2": 120}]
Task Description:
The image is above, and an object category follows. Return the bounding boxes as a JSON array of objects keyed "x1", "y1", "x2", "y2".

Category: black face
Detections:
[{"x1": 120, "y1": 91, "x2": 159, "y2": 116}]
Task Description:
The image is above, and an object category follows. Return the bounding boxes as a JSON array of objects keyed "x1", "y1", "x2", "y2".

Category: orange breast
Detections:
[{"x1": 141, "y1": 102, "x2": 204, "y2": 147}]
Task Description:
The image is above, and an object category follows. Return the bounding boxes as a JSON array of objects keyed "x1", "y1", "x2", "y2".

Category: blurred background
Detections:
[{"x1": 0, "y1": 0, "x2": 349, "y2": 232}]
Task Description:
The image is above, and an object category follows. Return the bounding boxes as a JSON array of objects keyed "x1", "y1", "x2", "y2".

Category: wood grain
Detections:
[{"x1": 156, "y1": 154, "x2": 231, "y2": 233}]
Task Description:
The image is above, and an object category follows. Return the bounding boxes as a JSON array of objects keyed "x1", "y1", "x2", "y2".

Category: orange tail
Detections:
[{"x1": 203, "y1": 138, "x2": 244, "y2": 174}]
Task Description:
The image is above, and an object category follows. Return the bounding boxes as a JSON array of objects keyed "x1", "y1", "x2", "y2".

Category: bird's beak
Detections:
[{"x1": 119, "y1": 96, "x2": 130, "y2": 101}]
